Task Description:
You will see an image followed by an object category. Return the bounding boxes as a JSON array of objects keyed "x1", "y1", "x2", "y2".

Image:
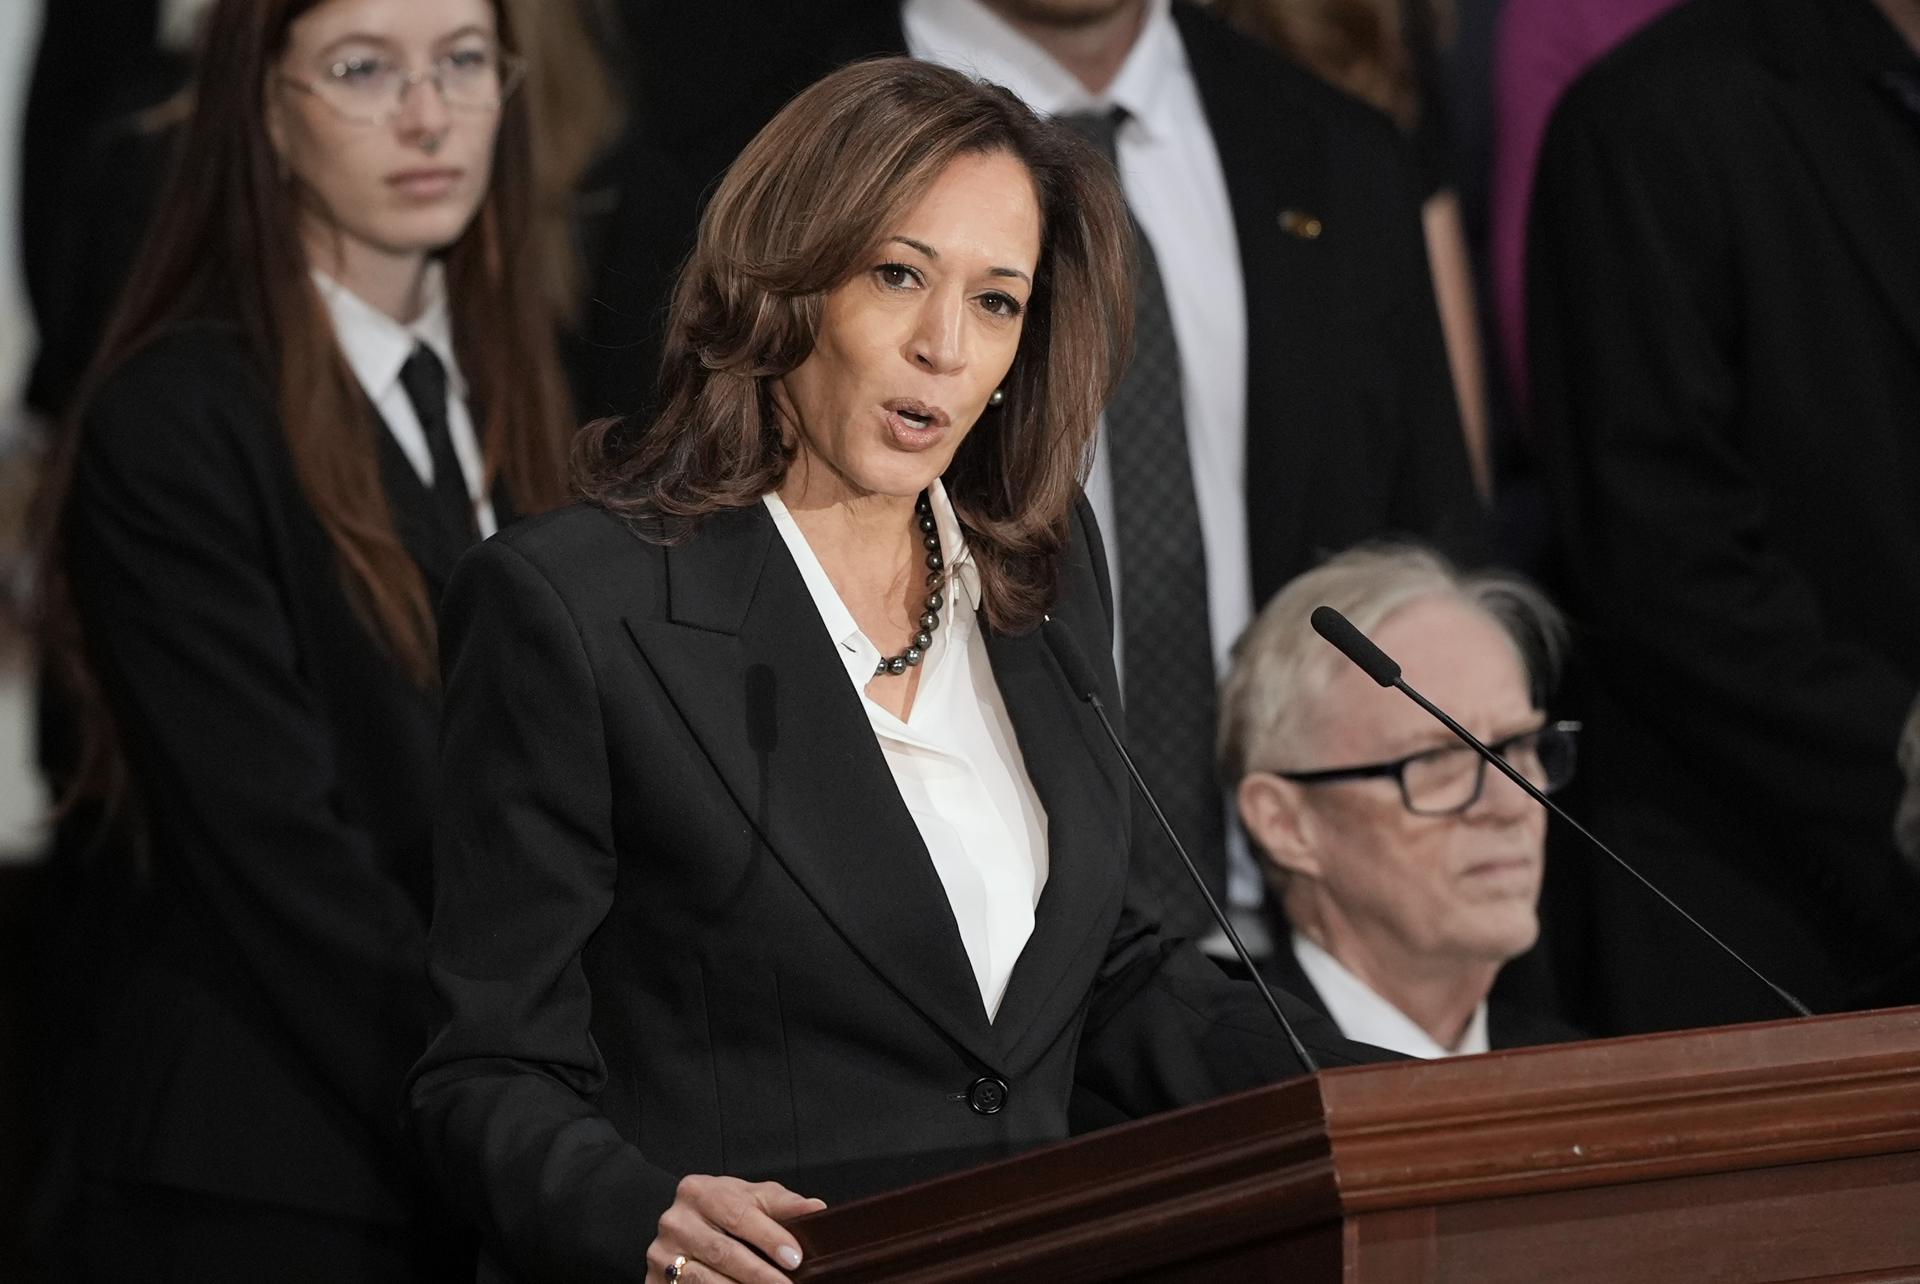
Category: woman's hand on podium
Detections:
[{"x1": 647, "y1": 1174, "x2": 828, "y2": 1283}]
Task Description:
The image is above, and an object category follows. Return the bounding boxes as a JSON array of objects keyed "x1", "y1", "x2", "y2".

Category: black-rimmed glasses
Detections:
[
  {"x1": 280, "y1": 44, "x2": 527, "y2": 126},
  {"x1": 1273, "y1": 721, "x2": 1580, "y2": 817}
]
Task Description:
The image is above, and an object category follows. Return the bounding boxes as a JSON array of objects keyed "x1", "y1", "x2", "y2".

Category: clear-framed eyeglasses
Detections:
[
  {"x1": 280, "y1": 43, "x2": 527, "y2": 126},
  {"x1": 1273, "y1": 721, "x2": 1581, "y2": 817}
]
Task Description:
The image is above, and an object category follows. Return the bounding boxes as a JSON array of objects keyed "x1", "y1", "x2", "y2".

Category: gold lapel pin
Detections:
[{"x1": 1279, "y1": 209, "x2": 1324, "y2": 239}]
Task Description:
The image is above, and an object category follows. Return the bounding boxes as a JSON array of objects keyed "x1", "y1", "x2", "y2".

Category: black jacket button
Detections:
[{"x1": 967, "y1": 1076, "x2": 1008, "y2": 1115}]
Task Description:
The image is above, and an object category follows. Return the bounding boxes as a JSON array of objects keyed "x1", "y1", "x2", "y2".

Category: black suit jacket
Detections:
[
  {"x1": 1251, "y1": 938, "x2": 1584, "y2": 1051},
  {"x1": 575, "y1": 0, "x2": 1482, "y2": 602},
  {"x1": 406, "y1": 497, "x2": 1388, "y2": 1283},
  {"x1": 1529, "y1": 0, "x2": 1920, "y2": 1031},
  {"x1": 62, "y1": 322, "x2": 507, "y2": 1223}
]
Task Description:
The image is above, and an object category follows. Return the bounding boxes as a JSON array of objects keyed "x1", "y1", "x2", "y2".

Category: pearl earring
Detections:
[{"x1": 988, "y1": 388, "x2": 1005, "y2": 408}]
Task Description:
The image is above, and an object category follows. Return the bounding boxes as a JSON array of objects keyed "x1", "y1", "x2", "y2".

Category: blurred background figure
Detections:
[
  {"x1": 496, "y1": 0, "x2": 623, "y2": 331},
  {"x1": 1214, "y1": 0, "x2": 1493, "y2": 499},
  {"x1": 20, "y1": 0, "x2": 200, "y2": 423},
  {"x1": 1219, "y1": 544, "x2": 1581, "y2": 1056},
  {"x1": 13, "y1": 25, "x2": 203, "y2": 1263},
  {"x1": 2, "y1": 1, "x2": 89, "y2": 1277},
  {"x1": 1485, "y1": 0, "x2": 1680, "y2": 422},
  {"x1": 3, "y1": 0, "x2": 619, "y2": 1275},
  {"x1": 1529, "y1": 0, "x2": 1920, "y2": 1034},
  {"x1": 27, "y1": 0, "x2": 578, "y2": 1276}
]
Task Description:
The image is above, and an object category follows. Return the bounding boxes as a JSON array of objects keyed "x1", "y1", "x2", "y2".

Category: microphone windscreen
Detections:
[
  {"x1": 1311, "y1": 605, "x2": 1402, "y2": 687},
  {"x1": 1041, "y1": 615, "x2": 1101, "y2": 702}
]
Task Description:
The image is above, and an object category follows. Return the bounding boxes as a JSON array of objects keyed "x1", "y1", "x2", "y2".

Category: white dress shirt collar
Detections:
[
  {"x1": 902, "y1": 0, "x2": 1184, "y2": 137},
  {"x1": 1293, "y1": 933, "x2": 1492, "y2": 1059},
  {"x1": 762, "y1": 480, "x2": 979, "y2": 693},
  {"x1": 313, "y1": 261, "x2": 466, "y2": 405},
  {"x1": 312, "y1": 261, "x2": 497, "y2": 536}
]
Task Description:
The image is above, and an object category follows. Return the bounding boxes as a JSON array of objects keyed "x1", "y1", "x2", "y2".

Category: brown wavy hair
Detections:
[
  {"x1": 35, "y1": 0, "x2": 571, "y2": 808},
  {"x1": 573, "y1": 56, "x2": 1133, "y2": 634}
]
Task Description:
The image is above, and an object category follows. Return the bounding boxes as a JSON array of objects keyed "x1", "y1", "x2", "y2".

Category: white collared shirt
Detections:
[
  {"x1": 313, "y1": 265, "x2": 497, "y2": 537},
  {"x1": 763, "y1": 482, "x2": 1048, "y2": 1020},
  {"x1": 904, "y1": 0, "x2": 1263, "y2": 924},
  {"x1": 1293, "y1": 933, "x2": 1491, "y2": 1059}
]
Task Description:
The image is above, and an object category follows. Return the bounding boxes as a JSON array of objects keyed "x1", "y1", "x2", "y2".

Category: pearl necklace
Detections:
[{"x1": 874, "y1": 491, "x2": 946, "y2": 676}]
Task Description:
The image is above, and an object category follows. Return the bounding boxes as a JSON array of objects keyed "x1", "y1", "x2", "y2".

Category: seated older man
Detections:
[{"x1": 1218, "y1": 544, "x2": 1584, "y2": 1057}]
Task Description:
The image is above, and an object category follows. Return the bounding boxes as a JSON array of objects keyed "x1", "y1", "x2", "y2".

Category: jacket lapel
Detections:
[
  {"x1": 981, "y1": 621, "x2": 1130, "y2": 1067},
  {"x1": 623, "y1": 506, "x2": 1002, "y2": 1069}
]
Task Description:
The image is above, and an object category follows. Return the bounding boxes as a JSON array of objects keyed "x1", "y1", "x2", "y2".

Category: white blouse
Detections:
[{"x1": 763, "y1": 483, "x2": 1048, "y2": 1020}]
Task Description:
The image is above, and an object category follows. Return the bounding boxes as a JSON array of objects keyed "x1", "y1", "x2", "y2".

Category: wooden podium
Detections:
[{"x1": 787, "y1": 1007, "x2": 1920, "y2": 1282}]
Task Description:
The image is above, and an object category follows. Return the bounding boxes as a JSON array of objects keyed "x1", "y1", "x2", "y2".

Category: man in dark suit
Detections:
[
  {"x1": 1529, "y1": 0, "x2": 1920, "y2": 1033},
  {"x1": 581, "y1": 0, "x2": 1482, "y2": 944},
  {"x1": 1218, "y1": 544, "x2": 1582, "y2": 1057},
  {"x1": 21, "y1": 0, "x2": 190, "y2": 417}
]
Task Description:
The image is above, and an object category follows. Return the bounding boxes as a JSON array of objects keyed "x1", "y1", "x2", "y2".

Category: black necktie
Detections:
[
  {"x1": 397, "y1": 343, "x2": 479, "y2": 545},
  {"x1": 1060, "y1": 107, "x2": 1226, "y2": 938}
]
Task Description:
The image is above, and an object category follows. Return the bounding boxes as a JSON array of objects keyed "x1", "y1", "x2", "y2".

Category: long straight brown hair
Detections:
[
  {"x1": 575, "y1": 58, "x2": 1133, "y2": 635},
  {"x1": 37, "y1": 0, "x2": 571, "y2": 806}
]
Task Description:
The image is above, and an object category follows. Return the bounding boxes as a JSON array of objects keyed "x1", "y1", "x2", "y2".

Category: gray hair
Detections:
[{"x1": 1218, "y1": 543, "x2": 1568, "y2": 784}]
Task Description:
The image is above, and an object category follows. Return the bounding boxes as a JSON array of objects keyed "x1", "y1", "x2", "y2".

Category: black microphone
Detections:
[
  {"x1": 1041, "y1": 615, "x2": 1320, "y2": 1073},
  {"x1": 1310, "y1": 605, "x2": 1812, "y2": 1019}
]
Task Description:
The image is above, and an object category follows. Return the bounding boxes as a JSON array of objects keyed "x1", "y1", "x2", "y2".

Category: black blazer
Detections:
[
  {"x1": 1249, "y1": 939, "x2": 1585, "y2": 1052},
  {"x1": 406, "y1": 497, "x2": 1388, "y2": 1282},
  {"x1": 575, "y1": 0, "x2": 1482, "y2": 601},
  {"x1": 1529, "y1": 0, "x2": 1920, "y2": 1030},
  {"x1": 62, "y1": 322, "x2": 506, "y2": 1223}
]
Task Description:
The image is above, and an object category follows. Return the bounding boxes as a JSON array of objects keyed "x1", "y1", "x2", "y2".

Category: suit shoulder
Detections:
[
  {"x1": 91, "y1": 321, "x2": 265, "y2": 413},
  {"x1": 79, "y1": 322, "x2": 277, "y2": 480},
  {"x1": 495, "y1": 501, "x2": 655, "y2": 571},
  {"x1": 1553, "y1": 0, "x2": 1769, "y2": 139}
]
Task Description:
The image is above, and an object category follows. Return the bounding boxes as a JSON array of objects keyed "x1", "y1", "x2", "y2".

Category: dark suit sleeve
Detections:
[
  {"x1": 1528, "y1": 88, "x2": 1920, "y2": 960},
  {"x1": 64, "y1": 341, "x2": 429, "y2": 1164},
  {"x1": 408, "y1": 536, "x2": 676, "y2": 1283},
  {"x1": 1071, "y1": 887, "x2": 1394, "y2": 1123}
]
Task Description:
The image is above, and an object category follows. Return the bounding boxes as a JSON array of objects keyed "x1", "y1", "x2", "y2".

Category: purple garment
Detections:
[{"x1": 1490, "y1": 0, "x2": 1684, "y2": 414}]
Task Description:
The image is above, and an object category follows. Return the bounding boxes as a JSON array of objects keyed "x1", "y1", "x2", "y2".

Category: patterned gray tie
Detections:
[{"x1": 1061, "y1": 107, "x2": 1225, "y2": 939}]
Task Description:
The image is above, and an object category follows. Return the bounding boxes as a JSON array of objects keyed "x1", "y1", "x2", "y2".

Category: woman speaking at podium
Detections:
[{"x1": 408, "y1": 56, "x2": 1378, "y2": 1284}]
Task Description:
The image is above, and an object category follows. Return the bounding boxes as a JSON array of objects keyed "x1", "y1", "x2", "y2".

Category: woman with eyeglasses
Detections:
[
  {"x1": 1218, "y1": 545, "x2": 1587, "y2": 1060},
  {"x1": 35, "y1": 0, "x2": 570, "y2": 1276}
]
